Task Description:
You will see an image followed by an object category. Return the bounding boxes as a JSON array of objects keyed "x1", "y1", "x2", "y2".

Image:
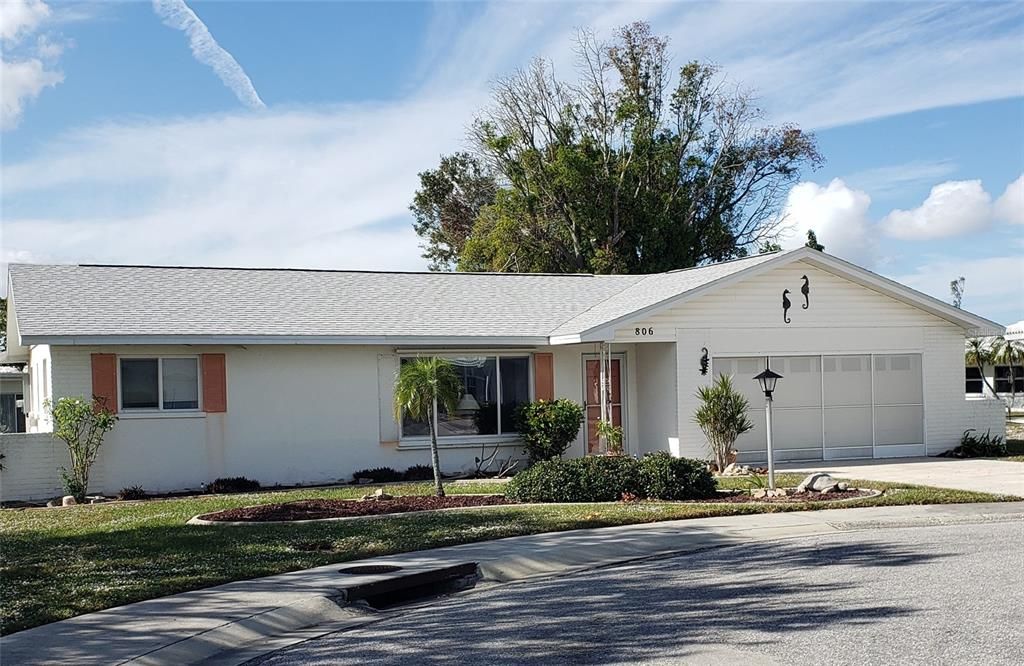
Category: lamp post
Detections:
[{"x1": 753, "y1": 365, "x2": 783, "y2": 490}]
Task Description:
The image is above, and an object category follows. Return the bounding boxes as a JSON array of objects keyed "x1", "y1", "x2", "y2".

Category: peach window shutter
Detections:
[
  {"x1": 534, "y1": 353, "x2": 554, "y2": 401},
  {"x1": 201, "y1": 354, "x2": 227, "y2": 413},
  {"x1": 90, "y1": 353, "x2": 118, "y2": 413}
]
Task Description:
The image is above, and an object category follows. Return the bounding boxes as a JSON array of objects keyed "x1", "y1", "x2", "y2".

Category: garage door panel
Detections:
[
  {"x1": 825, "y1": 446, "x2": 873, "y2": 460},
  {"x1": 769, "y1": 356, "x2": 821, "y2": 409},
  {"x1": 823, "y1": 355, "x2": 871, "y2": 406},
  {"x1": 874, "y1": 354, "x2": 923, "y2": 405},
  {"x1": 773, "y1": 407, "x2": 823, "y2": 452},
  {"x1": 874, "y1": 405, "x2": 924, "y2": 447},
  {"x1": 824, "y1": 406, "x2": 872, "y2": 447}
]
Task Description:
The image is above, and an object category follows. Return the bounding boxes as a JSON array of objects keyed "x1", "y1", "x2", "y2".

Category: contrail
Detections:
[{"x1": 152, "y1": 0, "x2": 265, "y2": 109}]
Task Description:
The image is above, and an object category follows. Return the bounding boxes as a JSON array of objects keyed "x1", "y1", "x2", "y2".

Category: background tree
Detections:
[
  {"x1": 393, "y1": 358, "x2": 462, "y2": 496},
  {"x1": 413, "y1": 22, "x2": 821, "y2": 274},
  {"x1": 410, "y1": 153, "x2": 499, "y2": 271},
  {"x1": 991, "y1": 336, "x2": 1023, "y2": 416},
  {"x1": 950, "y1": 276, "x2": 965, "y2": 308},
  {"x1": 965, "y1": 337, "x2": 997, "y2": 397},
  {"x1": 804, "y1": 230, "x2": 824, "y2": 251},
  {"x1": 758, "y1": 240, "x2": 782, "y2": 254}
]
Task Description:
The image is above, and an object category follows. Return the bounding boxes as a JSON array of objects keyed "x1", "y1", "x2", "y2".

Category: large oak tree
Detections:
[{"x1": 411, "y1": 22, "x2": 822, "y2": 274}]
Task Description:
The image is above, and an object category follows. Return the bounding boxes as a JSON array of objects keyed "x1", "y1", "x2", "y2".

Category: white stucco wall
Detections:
[
  {"x1": 16, "y1": 343, "x2": 641, "y2": 497},
  {"x1": 634, "y1": 342, "x2": 678, "y2": 455}
]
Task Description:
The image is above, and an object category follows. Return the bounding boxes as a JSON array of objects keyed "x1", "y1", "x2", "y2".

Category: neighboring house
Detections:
[
  {"x1": 0, "y1": 365, "x2": 27, "y2": 433},
  {"x1": 965, "y1": 319, "x2": 1024, "y2": 411},
  {"x1": 0, "y1": 248, "x2": 1006, "y2": 500}
]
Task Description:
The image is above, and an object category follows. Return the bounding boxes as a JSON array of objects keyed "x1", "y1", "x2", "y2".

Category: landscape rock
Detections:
[
  {"x1": 796, "y1": 473, "x2": 836, "y2": 493},
  {"x1": 837, "y1": 482, "x2": 849, "y2": 491},
  {"x1": 361, "y1": 488, "x2": 394, "y2": 501},
  {"x1": 46, "y1": 499, "x2": 59, "y2": 508},
  {"x1": 61, "y1": 495, "x2": 77, "y2": 506}
]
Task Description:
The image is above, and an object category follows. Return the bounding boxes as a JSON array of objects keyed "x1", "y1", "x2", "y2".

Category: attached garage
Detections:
[{"x1": 715, "y1": 353, "x2": 924, "y2": 463}]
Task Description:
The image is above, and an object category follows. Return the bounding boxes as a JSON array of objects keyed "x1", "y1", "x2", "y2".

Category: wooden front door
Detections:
[{"x1": 584, "y1": 358, "x2": 622, "y2": 454}]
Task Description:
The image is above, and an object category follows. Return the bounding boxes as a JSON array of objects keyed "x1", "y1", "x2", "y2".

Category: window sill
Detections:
[
  {"x1": 118, "y1": 411, "x2": 207, "y2": 420},
  {"x1": 397, "y1": 436, "x2": 522, "y2": 451}
]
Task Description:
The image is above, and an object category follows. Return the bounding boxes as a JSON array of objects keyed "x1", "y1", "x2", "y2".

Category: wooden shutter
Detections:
[
  {"x1": 91, "y1": 353, "x2": 118, "y2": 413},
  {"x1": 534, "y1": 352, "x2": 554, "y2": 401},
  {"x1": 201, "y1": 354, "x2": 227, "y2": 413}
]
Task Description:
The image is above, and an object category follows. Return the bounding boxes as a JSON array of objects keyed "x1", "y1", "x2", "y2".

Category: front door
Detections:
[{"x1": 584, "y1": 358, "x2": 623, "y2": 454}]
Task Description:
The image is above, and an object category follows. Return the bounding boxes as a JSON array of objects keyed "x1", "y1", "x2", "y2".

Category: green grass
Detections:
[{"x1": 1, "y1": 476, "x2": 1016, "y2": 635}]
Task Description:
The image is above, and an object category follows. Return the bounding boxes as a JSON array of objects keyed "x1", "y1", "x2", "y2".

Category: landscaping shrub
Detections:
[
  {"x1": 117, "y1": 485, "x2": 148, "y2": 501},
  {"x1": 941, "y1": 429, "x2": 1007, "y2": 458},
  {"x1": 48, "y1": 396, "x2": 118, "y2": 502},
  {"x1": 403, "y1": 464, "x2": 435, "y2": 481},
  {"x1": 637, "y1": 452, "x2": 717, "y2": 500},
  {"x1": 516, "y1": 399, "x2": 584, "y2": 464},
  {"x1": 351, "y1": 467, "x2": 404, "y2": 483},
  {"x1": 207, "y1": 477, "x2": 261, "y2": 494},
  {"x1": 505, "y1": 453, "x2": 716, "y2": 503},
  {"x1": 693, "y1": 375, "x2": 754, "y2": 472}
]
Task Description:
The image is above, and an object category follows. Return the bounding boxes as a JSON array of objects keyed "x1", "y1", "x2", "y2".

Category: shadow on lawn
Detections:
[{"x1": 255, "y1": 537, "x2": 949, "y2": 665}]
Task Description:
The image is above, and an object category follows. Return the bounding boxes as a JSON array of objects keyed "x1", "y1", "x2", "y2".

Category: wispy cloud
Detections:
[
  {"x1": 843, "y1": 160, "x2": 959, "y2": 197},
  {"x1": 151, "y1": 0, "x2": 265, "y2": 110}
]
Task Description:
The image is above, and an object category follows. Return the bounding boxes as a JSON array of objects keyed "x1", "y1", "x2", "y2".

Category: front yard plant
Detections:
[
  {"x1": 393, "y1": 357, "x2": 462, "y2": 497},
  {"x1": 693, "y1": 374, "x2": 754, "y2": 472},
  {"x1": 505, "y1": 453, "x2": 716, "y2": 502},
  {"x1": 47, "y1": 396, "x2": 118, "y2": 503},
  {"x1": 516, "y1": 398, "x2": 584, "y2": 464}
]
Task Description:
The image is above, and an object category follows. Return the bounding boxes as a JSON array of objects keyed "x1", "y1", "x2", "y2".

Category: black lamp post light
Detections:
[{"x1": 753, "y1": 364, "x2": 783, "y2": 489}]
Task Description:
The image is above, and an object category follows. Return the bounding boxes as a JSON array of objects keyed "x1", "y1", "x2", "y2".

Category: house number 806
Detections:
[{"x1": 635, "y1": 327, "x2": 654, "y2": 336}]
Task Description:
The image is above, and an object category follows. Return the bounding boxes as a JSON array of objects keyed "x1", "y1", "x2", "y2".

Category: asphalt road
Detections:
[{"x1": 254, "y1": 521, "x2": 1024, "y2": 665}]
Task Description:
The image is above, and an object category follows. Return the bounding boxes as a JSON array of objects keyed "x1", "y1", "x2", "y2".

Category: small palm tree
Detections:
[
  {"x1": 694, "y1": 374, "x2": 754, "y2": 473},
  {"x1": 965, "y1": 337, "x2": 997, "y2": 397},
  {"x1": 394, "y1": 357, "x2": 462, "y2": 497},
  {"x1": 991, "y1": 336, "x2": 1024, "y2": 416}
]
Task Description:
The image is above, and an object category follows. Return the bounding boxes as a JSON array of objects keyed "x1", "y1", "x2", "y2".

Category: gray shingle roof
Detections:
[{"x1": 8, "y1": 253, "x2": 777, "y2": 342}]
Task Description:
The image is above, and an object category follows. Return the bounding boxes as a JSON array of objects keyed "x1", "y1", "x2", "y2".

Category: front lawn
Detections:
[{"x1": 0, "y1": 475, "x2": 1015, "y2": 635}]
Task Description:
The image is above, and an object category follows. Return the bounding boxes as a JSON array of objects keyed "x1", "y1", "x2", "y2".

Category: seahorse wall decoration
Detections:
[
  {"x1": 782, "y1": 289, "x2": 792, "y2": 324},
  {"x1": 699, "y1": 347, "x2": 709, "y2": 376},
  {"x1": 801, "y1": 274, "x2": 810, "y2": 309}
]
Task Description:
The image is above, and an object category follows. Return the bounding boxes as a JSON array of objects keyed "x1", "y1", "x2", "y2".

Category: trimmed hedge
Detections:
[
  {"x1": 516, "y1": 399, "x2": 585, "y2": 464},
  {"x1": 351, "y1": 467, "x2": 405, "y2": 483},
  {"x1": 505, "y1": 453, "x2": 716, "y2": 503},
  {"x1": 207, "y1": 477, "x2": 261, "y2": 494}
]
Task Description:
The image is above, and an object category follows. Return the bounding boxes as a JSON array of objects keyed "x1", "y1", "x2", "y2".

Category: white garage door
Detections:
[{"x1": 713, "y1": 354, "x2": 924, "y2": 462}]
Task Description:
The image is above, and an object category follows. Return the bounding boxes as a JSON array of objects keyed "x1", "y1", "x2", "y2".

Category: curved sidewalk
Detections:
[{"x1": 3, "y1": 501, "x2": 1022, "y2": 666}]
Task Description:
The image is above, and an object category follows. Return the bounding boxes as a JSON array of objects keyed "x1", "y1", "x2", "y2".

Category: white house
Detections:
[
  {"x1": 0, "y1": 248, "x2": 1006, "y2": 500},
  {"x1": 965, "y1": 320, "x2": 1024, "y2": 412}
]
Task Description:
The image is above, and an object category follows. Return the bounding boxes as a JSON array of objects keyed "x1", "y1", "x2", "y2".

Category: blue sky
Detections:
[{"x1": 1, "y1": 0, "x2": 1022, "y2": 324}]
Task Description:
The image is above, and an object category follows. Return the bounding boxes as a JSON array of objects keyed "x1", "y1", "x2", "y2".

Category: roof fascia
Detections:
[{"x1": 21, "y1": 334, "x2": 553, "y2": 347}]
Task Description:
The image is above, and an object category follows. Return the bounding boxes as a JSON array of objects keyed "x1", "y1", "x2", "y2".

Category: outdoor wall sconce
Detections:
[{"x1": 699, "y1": 348, "x2": 709, "y2": 376}]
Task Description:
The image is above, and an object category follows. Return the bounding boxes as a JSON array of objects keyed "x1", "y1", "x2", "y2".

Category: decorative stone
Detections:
[
  {"x1": 46, "y1": 499, "x2": 59, "y2": 508},
  {"x1": 361, "y1": 488, "x2": 394, "y2": 501},
  {"x1": 796, "y1": 473, "x2": 835, "y2": 493},
  {"x1": 61, "y1": 495, "x2": 77, "y2": 506},
  {"x1": 818, "y1": 484, "x2": 838, "y2": 494},
  {"x1": 837, "y1": 482, "x2": 849, "y2": 491}
]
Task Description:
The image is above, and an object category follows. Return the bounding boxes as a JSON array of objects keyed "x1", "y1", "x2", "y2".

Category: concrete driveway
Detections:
[{"x1": 778, "y1": 457, "x2": 1023, "y2": 496}]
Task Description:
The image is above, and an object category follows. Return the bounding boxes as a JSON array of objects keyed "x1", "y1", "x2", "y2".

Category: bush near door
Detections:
[{"x1": 515, "y1": 399, "x2": 584, "y2": 464}]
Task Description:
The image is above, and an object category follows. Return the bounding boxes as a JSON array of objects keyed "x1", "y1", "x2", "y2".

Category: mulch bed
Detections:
[
  {"x1": 683, "y1": 489, "x2": 875, "y2": 504},
  {"x1": 198, "y1": 495, "x2": 514, "y2": 522}
]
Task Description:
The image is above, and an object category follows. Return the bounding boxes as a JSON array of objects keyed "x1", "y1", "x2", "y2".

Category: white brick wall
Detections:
[{"x1": 0, "y1": 433, "x2": 108, "y2": 501}]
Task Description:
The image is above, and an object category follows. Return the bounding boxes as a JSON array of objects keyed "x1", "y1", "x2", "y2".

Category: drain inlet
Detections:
[{"x1": 340, "y1": 562, "x2": 480, "y2": 610}]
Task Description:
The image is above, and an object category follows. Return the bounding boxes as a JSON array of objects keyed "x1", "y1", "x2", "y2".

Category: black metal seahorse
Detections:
[
  {"x1": 699, "y1": 347, "x2": 709, "y2": 376},
  {"x1": 782, "y1": 289, "x2": 792, "y2": 324},
  {"x1": 801, "y1": 275, "x2": 810, "y2": 309}
]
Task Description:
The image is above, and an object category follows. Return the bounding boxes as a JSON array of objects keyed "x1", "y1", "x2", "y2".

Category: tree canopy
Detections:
[{"x1": 411, "y1": 22, "x2": 822, "y2": 274}]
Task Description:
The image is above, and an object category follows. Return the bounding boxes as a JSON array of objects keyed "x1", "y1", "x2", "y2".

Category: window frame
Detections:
[
  {"x1": 964, "y1": 366, "x2": 984, "y2": 395},
  {"x1": 994, "y1": 365, "x2": 1024, "y2": 394},
  {"x1": 117, "y1": 355, "x2": 203, "y2": 413},
  {"x1": 397, "y1": 352, "x2": 533, "y2": 444}
]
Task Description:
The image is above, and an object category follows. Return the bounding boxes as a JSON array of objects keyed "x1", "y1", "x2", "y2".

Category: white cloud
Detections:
[
  {"x1": 776, "y1": 179, "x2": 875, "y2": 265},
  {"x1": 895, "y1": 256, "x2": 1024, "y2": 326},
  {"x1": 880, "y1": 180, "x2": 992, "y2": 240},
  {"x1": 0, "y1": 0, "x2": 50, "y2": 43},
  {"x1": 152, "y1": 0, "x2": 265, "y2": 110},
  {"x1": 0, "y1": 57, "x2": 63, "y2": 130},
  {"x1": 993, "y1": 174, "x2": 1024, "y2": 225}
]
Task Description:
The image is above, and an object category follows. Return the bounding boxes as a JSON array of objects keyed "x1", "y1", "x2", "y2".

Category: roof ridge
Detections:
[{"x1": 48, "y1": 264, "x2": 606, "y2": 278}]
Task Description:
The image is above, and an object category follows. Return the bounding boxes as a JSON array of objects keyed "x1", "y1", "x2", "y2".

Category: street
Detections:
[{"x1": 254, "y1": 520, "x2": 1024, "y2": 665}]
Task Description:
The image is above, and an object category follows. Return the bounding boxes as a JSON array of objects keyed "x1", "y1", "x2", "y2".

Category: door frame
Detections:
[{"x1": 581, "y1": 352, "x2": 628, "y2": 455}]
